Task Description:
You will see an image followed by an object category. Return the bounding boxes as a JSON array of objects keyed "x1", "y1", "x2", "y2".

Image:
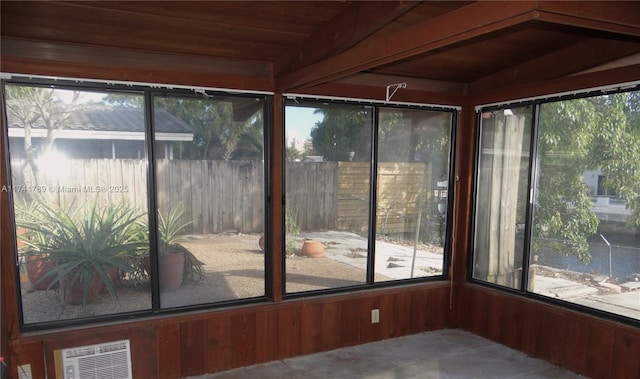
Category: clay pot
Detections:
[
  {"x1": 159, "y1": 252, "x2": 185, "y2": 291},
  {"x1": 100, "y1": 265, "x2": 121, "y2": 294},
  {"x1": 301, "y1": 240, "x2": 324, "y2": 258},
  {"x1": 25, "y1": 253, "x2": 58, "y2": 290},
  {"x1": 259, "y1": 234, "x2": 265, "y2": 251},
  {"x1": 62, "y1": 271, "x2": 104, "y2": 305}
]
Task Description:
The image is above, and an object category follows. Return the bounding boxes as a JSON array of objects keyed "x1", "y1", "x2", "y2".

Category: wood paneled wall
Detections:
[
  {"x1": 9, "y1": 284, "x2": 452, "y2": 378},
  {"x1": 457, "y1": 284, "x2": 640, "y2": 379}
]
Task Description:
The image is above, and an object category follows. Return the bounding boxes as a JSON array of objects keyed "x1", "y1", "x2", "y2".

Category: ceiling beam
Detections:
[
  {"x1": 276, "y1": 1, "x2": 540, "y2": 92},
  {"x1": 1, "y1": 39, "x2": 272, "y2": 79},
  {"x1": 275, "y1": 1, "x2": 420, "y2": 76},
  {"x1": 0, "y1": 56, "x2": 273, "y2": 93},
  {"x1": 470, "y1": 38, "x2": 640, "y2": 95},
  {"x1": 472, "y1": 63, "x2": 640, "y2": 107},
  {"x1": 536, "y1": 1, "x2": 640, "y2": 38}
]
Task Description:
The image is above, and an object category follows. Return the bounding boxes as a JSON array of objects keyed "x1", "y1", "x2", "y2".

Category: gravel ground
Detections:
[{"x1": 20, "y1": 233, "x2": 384, "y2": 324}]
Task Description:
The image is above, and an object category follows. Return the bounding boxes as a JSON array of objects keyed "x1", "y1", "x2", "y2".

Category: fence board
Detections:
[
  {"x1": 12, "y1": 159, "x2": 431, "y2": 236},
  {"x1": 336, "y1": 161, "x2": 431, "y2": 234}
]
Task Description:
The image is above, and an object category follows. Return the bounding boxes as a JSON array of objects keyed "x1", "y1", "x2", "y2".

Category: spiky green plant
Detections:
[
  {"x1": 16, "y1": 198, "x2": 146, "y2": 304},
  {"x1": 156, "y1": 204, "x2": 205, "y2": 283}
]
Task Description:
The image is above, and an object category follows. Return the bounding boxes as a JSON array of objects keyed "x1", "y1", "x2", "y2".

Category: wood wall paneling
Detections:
[
  {"x1": 320, "y1": 301, "x2": 342, "y2": 351},
  {"x1": 277, "y1": 305, "x2": 302, "y2": 359},
  {"x1": 157, "y1": 323, "x2": 182, "y2": 378},
  {"x1": 300, "y1": 303, "x2": 324, "y2": 355},
  {"x1": 458, "y1": 285, "x2": 640, "y2": 379},
  {"x1": 129, "y1": 325, "x2": 159, "y2": 379},
  {"x1": 586, "y1": 321, "x2": 615, "y2": 379},
  {"x1": 255, "y1": 308, "x2": 279, "y2": 364},
  {"x1": 612, "y1": 328, "x2": 640, "y2": 379},
  {"x1": 181, "y1": 319, "x2": 208, "y2": 377},
  {"x1": 230, "y1": 312, "x2": 257, "y2": 370},
  {"x1": 563, "y1": 315, "x2": 590, "y2": 376},
  {"x1": 206, "y1": 314, "x2": 233, "y2": 373},
  {"x1": 7, "y1": 286, "x2": 452, "y2": 378}
]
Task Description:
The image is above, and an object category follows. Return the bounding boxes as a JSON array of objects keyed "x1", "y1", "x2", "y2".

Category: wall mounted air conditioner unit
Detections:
[{"x1": 56, "y1": 339, "x2": 132, "y2": 379}]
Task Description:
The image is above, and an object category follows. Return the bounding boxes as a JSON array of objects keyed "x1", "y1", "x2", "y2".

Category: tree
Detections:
[
  {"x1": 595, "y1": 92, "x2": 640, "y2": 228},
  {"x1": 155, "y1": 97, "x2": 263, "y2": 161},
  {"x1": 5, "y1": 86, "x2": 79, "y2": 186},
  {"x1": 534, "y1": 92, "x2": 640, "y2": 263},
  {"x1": 310, "y1": 107, "x2": 372, "y2": 161},
  {"x1": 286, "y1": 140, "x2": 303, "y2": 162},
  {"x1": 105, "y1": 95, "x2": 264, "y2": 161}
]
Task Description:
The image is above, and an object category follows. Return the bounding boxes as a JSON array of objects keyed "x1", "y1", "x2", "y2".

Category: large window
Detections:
[
  {"x1": 3, "y1": 80, "x2": 268, "y2": 328},
  {"x1": 473, "y1": 89, "x2": 640, "y2": 323},
  {"x1": 284, "y1": 99, "x2": 455, "y2": 294}
]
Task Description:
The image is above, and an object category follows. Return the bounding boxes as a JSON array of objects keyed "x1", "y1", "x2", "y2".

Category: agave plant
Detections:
[
  {"x1": 16, "y1": 197, "x2": 147, "y2": 304},
  {"x1": 156, "y1": 204, "x2": 205, "y2": 283}
]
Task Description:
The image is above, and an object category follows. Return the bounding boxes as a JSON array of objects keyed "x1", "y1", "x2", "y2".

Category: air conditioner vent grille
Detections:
[{"x1": 61, "y1": 339, "x2": 132, "y2": 379}]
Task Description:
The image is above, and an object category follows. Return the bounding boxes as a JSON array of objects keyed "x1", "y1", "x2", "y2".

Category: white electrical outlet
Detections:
[
  {"x1": 18, "y1": 364, "x2": 32, "y2": 379},
  {"x1": 371, "y1": 309, "x2": 380, "y2": 324}
]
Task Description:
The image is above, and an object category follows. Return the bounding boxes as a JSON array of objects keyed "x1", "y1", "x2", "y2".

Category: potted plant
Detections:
[
  {"x1": 144, "y1": 204, "x2": 205, "y2": 291},
  {"x1": 16, "y1": 198, "x2": 146, "y2": 305}
]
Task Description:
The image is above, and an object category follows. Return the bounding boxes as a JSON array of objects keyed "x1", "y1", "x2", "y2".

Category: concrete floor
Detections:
[{"x1": 188, "y1": 329, "x2": 586, "y2": 379}]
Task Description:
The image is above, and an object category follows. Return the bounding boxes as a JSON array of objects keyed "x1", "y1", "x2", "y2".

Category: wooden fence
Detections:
[
  {"x1": 336, "y1": 162, "x2": 432, "y2": 234},
  {"x1": 11, "y1": 159, "x2": 433, "y2": 235}
]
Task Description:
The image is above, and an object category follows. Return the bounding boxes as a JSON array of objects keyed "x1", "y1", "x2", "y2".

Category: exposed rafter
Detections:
[
  {"x1": 470, "y1": 38, "x2": 640, "y2": 95},
  {"x1": 536, "y1": 1, "x2": 640, "y2": 37},
  {"x1": 275, "y1": 1, "x2": 420, "y2": 76},
  {"x1": 276, "y1": 0, "x2": 640, "y2": 92},
  {"x1": 275, "y1": 1, "x2": 540, "y2": 92}
]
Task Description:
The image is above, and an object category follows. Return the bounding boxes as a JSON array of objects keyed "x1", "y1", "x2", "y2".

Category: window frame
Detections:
[
  {"x1": 469, "y1": 84, "x2": 640, "y2": 327},
  {"x1": 282, "y1": 97, "x2": 458, "y2": 299},
  {"x1": 2, "y1": 76, "x2": 273, "y2": 331}
]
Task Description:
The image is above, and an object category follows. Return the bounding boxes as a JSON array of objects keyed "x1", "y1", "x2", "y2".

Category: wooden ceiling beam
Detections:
[
  {"x1": 275, "y1": 1, "x2": 420, "y2": 76},
  {"x1": 275, "y1": 1, "x2": 540, "y2": 92},
  {"x1": 472, "y1": 63, "x2": 640, "y2": 107},
  {"x1": 470, "y1": 38, "x2": 640, "y2": 95},
  {"x1": 1, "y1": 39, "x2": 272, "y2": 79},
  {"x1": 536, "y1": 1, "x2": 640, "y2": 38}
]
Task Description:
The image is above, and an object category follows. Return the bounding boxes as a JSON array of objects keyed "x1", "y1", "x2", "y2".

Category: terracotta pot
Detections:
[
  {"x1": 15, "y1": 227, "x2": 28, "y2": 250},
  {"x1": 301, "y1": 240, "x2": 324, "y2": 258},
  {"x1": 100, "y1": 265, "x2": 121, "y2": 294},
  {"x1": 62, "y1": 271, "x2": 104, "y2": 305},
  {"x1": 259, "y1": 234, "x2": 265, "y2": 251},
  {"x1": 159, "y1": 252, "x2": 185, "y2": 291},
  {"x1": 25, "y1": 253, "x2": 58, "y2": 290}
]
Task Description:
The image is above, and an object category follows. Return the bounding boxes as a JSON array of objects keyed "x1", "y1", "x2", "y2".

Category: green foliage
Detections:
[
  {"x1": 156, "y1": 204, "x2": 206, "y2": 283},
  {"x1": 534, "y1": 91, "x2": 640, "y2": 262},
  {"x1": 15, "y1": 198, "x2": 146, "y2": 303},
  {"x1": 286, "y1": 140, "x2": 304, "y2": 162},
  {"x1": 157, "y1": 204, "x2": 192, "y2": 248},
  {"x1": 155, "y1": 97, "x2": 263, "y2": 161},
  {"x1": 310, "y1": 107, "x2": 372, "y2": 161},
  {"x1": 285, "y1": 205, "x2": 301, "y2": 256}
]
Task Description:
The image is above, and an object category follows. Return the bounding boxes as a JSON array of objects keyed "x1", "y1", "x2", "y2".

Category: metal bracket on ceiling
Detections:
[{"x1": 386, "y1": 83, "x2": 407, "y2": 102}]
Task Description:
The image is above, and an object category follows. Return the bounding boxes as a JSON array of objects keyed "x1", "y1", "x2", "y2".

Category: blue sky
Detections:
[{"x1": 284, "y1": 106, "x2": 324, "y2": 150}]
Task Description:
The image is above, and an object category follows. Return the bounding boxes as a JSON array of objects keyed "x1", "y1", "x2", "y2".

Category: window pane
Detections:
[
  {"x1": 473, "y1": 107, "x2": 532, "y2": 289},
  {"x1": 153, "y1": 95, "x2": 265, "y2": 308},
  {"x1": 6, "y1": 85, "x2": 151, "y2": 324},
  {"x1": 529, "y1": 94, "x2": 640, "y2": 321},
  {"x1": 284, "y1": 103, "x2": 373, "y2": 293},
  {"x1": 374, "y1": 108, "x2": 452, "y2": 282}
]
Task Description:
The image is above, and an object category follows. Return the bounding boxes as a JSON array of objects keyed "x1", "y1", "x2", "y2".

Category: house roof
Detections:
[
  {"x1": 1, "y1": 1, "x2": 639, "y2": 100},
  {"x1": 7, "y1": 104, "x2": 194, "y2": 141}
]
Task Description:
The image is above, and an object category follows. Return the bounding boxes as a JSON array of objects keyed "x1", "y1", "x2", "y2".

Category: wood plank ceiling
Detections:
[{"x1": 1, "y1": 1, "x2": 640, "y2": 97}]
